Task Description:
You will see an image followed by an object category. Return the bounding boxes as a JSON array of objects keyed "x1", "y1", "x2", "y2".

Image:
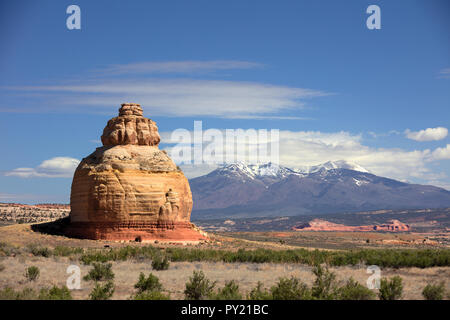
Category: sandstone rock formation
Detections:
[
  {"x1": 67, "y1": 103, "x2": 206, "y2": 242},
  {"x1": 292, "y1": 219, "x2": 410, "y2": 232}
]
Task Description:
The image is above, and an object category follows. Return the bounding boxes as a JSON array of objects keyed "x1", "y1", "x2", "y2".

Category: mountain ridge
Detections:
[{"x1": 189, "y1": 161, "x2": 450, "y2": 220}]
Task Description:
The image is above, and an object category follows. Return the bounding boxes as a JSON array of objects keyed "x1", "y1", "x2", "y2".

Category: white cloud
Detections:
[
  {"x1": 5, "y1": 157, "x2": 80, "y2": 178},
  {"x1": 162, "y1": 129, "x2": 450, "y2": 188},
  {"x1": 277, "y1": 131, "x2": 436, "y2": 181},
  {"x1": 405, "y1": 127, "x2": 448, "y2": 142},
  {"x1": 95, "y1": 60, "x2": 263, "y2": 75},
  {"x1": 432, "y1": 144, "x2": 450, "y2": 160},
  {"x1": 5, "y1": 79, "x2": 328, "y2": 118}
]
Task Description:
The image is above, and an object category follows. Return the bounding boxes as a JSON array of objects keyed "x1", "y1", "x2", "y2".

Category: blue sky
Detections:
[{"x1": 0, "y1": 0, "x2": 449, "y2": 203}]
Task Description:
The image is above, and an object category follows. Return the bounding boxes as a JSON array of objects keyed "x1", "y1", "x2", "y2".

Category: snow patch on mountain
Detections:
[
  {"x1": 214, "y1": 161, "x2": 300, "y2": 180},
  {"x1": 295, "y1": 160, "x2": 370, "y2": 174},
  {"x1": 353, "y1": 178, "x2": 369, "y2": 186},
  {"x1": 215, "y1": 160, "x2": 369, "y2": 180}
]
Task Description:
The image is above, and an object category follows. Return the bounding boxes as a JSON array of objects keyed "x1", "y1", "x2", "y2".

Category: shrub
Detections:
[
  {"x1": 89, "y1": 281, "x2": 115, "y2": 300},
  {"x1": 378, "y1": 276, "x2": 403, "y2": 300},
  {"x1": 248, "y1": 282, "x2": 272, "y2": 300},
  {"x1": 184, "y1": 270, "x2": 216, "y2": 300},
  {"x1": 211, "y1": 280, "x2": 242, "y2": 300},
  {"x1": 311, "y1": 264, "x2": 338, "y2": 300},
  {"x1": 0, "y1": 287, "x2": 38, "y2": 300},
  {"x1": 151, "y1": 255, "x2": 170, "y2": 271},
  {"x1": 422, "y1": 282, "x2": 446, "y2": 300},
  {"x1": 25, "y1": 266, "x2": 40, "y2": 281},
  {"x1": 270, "y1": 277, "x2": 311, "y2": 300},
  {"x1": 134, "y1": 273, "x2": 163, "y2": 294},
  {"x1": 0, "y1": 242, "x2": 20, "y2": 256},
  {"x1": 133, "y1": 291, "x2": 170, "y2": 300},
  {"x1": 28, "y1": 245, "x2": 51, "y2": 258},
  {"x1": 83, "y1": 262, "x2": 114, "y2": 281},
  {"x1": 132, "y1": 272, "x2": 170, "y2": 300},
  {"x1": 38, "y1": 285, "x2": 72, "y2": 300},
  {"x1": 336, "y1": 278, "x2": 376, "y2": 300},
  {"x1": 53, "y1": 246, "x2": 84, "y2": 257}
]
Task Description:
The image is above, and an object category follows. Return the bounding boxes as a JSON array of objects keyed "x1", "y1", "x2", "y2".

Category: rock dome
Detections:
[{"x1": 66, "y1": 103, "x2": 206, "y2": 242}]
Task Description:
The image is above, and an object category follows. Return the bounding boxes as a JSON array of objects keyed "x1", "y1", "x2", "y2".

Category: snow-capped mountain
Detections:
[
  {"x1": 212, "y1": 161, "x2": 300, "y2": 180},
  {"x1": 189, "y1": 161, "x2": 450, "y2": 219},
  {"x1": 213, "y1": 160, "x2": 368, "y2": 180}
]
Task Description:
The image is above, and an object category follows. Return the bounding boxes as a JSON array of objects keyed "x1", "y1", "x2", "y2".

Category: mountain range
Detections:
[{"x1": 189, "y1": 161, "x2": 450, "y2": 220}]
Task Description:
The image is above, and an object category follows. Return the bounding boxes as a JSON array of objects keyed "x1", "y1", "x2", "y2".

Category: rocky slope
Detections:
[{"x1": 0, "y1": 203, "x2": 69, "y2": 224}]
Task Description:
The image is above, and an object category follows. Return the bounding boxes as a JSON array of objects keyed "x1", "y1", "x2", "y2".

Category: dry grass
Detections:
[
  {"x1": 0, "y1": 222, "x2": 449, "y2": 300},
  {"x1": 0, "y1": 256, "x2": 448, "y2": 300}
]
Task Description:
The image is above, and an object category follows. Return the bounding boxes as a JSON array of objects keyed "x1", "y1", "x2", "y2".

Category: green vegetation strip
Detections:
[
  {"x1": 79, "y1": 246, "x2": 450, "y2": 268},
  {"x1": 1, "y1": 242, "x2": 449, "y2": 268}
]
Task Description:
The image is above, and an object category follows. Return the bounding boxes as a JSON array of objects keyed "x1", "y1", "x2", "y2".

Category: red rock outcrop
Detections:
[
  {"x1": 292, "y1": 219, "x2": 410, "y2": 232},
  {"x1": 66, "y1": 103, "x2": 207, "y2": 242},
  {"x1": 373, "y1": 219, "x2": 410, "y2": 232}
]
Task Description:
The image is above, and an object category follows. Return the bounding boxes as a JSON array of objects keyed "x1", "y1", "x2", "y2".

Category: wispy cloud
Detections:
[
  {"x1": 405, "y1": 127, "x2": 448, "y2": 142},
  {"x1": 5, "y1": 79, "x2": 328, "y2": 118},
  {"x1": 4, "y1": 157, "x2": 80, "y2": 178},
  {"x1": 367, "y1": 130, "x2": 401, "y2": 139},
  {"x1": 224, "y1": 115, "x2": 313, "y2": 120},
  {"x1": 439, "y1": 68, "x2": 450, "y2": 79},
  {"x1": 0, "y1": 193, "x2": 69, "y2": 204},
  {"x1": 94, "y1": 60, "x2": 263, "y2": 75}
]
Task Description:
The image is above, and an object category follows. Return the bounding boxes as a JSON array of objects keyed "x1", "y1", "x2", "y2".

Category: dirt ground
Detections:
[
  {"x1": 1, "y1": 256, "x2": 449, "y2": 300},
  {"x1": 1, "y1": 222, "x2": 447, "y2": 252}
]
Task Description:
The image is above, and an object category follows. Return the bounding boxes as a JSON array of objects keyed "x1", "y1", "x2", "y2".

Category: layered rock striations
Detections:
[{"x1": 67, "y1": 103, "x2": 206, "y2": 242}]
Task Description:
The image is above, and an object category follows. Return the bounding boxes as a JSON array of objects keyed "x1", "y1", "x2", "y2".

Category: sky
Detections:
[{"x1": 0, "y1": 0, "x2": 449, "y2": 203}]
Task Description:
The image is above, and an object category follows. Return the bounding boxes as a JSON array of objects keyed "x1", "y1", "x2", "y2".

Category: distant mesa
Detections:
[
  {"x1": 292, "y1": 219, "x2": 410, "y2": 232},
  {"x1": 66, "y1": 103, "x2": 207, "y2": 242}
]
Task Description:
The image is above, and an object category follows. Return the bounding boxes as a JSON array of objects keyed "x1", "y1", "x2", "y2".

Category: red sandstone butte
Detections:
[
  {"x1": 292, "y1": 219, "x2": 410, "y2": 232},
  {"x1": 66, "y1": 103, "x2": 207, "y2": 242}
]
